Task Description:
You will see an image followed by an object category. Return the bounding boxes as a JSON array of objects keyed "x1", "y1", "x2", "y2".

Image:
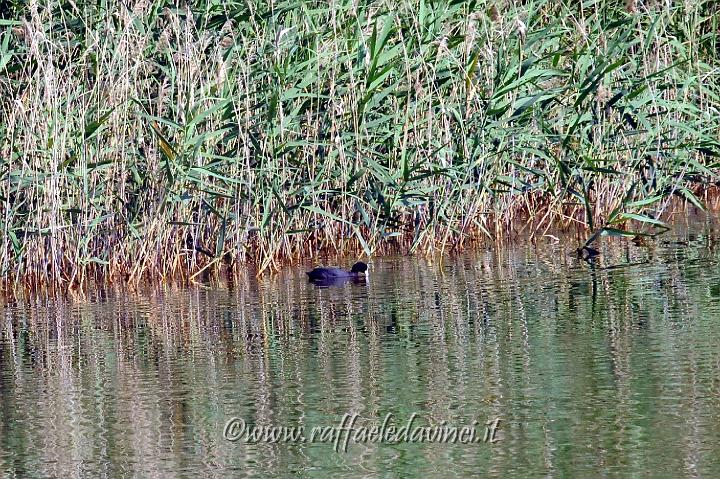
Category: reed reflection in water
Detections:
[{"x1": 2, "y1": 218, "x2": 720, "y2": 477}]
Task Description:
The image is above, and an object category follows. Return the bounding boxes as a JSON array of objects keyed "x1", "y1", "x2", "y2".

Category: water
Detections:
[{"x1": 2, "y1": 216, "x2": 720, "y2": 477}]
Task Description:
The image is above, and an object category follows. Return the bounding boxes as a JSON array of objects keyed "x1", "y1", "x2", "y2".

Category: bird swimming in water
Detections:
[{"x1": 306, "y1": 261, "x2": 369, "y2": 282}]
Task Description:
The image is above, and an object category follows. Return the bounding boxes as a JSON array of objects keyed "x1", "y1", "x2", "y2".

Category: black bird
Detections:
[
  {"x1": 576, "y1": 245, "x2": 600, "y2": 261},
  {"x1": 306, "y1": 261, "x2": 369, "y2": 282}
]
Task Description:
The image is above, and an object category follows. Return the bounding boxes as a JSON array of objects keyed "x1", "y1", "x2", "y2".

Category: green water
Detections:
[{"x1": 2, "y1": 217, "x2": 720, "y2": 477}]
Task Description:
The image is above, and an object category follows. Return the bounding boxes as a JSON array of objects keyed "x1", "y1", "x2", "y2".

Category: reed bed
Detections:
[{"x1": 1, "y1": 0, "x2": 719, "y2": 287}]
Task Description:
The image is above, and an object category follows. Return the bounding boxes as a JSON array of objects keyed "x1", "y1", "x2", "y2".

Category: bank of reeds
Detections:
[{"x1": 1, "y1": 0, "x2": 719, "y2": 287}]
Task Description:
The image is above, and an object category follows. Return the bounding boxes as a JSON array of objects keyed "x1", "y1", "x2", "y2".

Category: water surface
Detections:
[{"x1": 2, "y1": 215, "x2": 720, "y2": 477}]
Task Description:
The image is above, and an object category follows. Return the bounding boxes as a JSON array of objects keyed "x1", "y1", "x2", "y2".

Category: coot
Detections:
[{"x1": 306, "y1": 261, "x2": 368, "y2": 281}]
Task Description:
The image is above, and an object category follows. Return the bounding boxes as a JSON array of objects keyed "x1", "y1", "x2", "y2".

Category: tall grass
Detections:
[{"x1": 1, "y1": 0, "x2": 719, "y2": 287}]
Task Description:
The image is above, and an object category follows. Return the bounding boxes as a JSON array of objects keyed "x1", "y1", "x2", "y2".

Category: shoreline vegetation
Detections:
[{"x1": 1, "y1": 0, "x2": 719, "y2": 288}]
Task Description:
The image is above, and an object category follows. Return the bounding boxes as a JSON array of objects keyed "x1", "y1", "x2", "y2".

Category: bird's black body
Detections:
[{"x1": 306, "y1": 261, "x2": 368, "y2": 282}]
